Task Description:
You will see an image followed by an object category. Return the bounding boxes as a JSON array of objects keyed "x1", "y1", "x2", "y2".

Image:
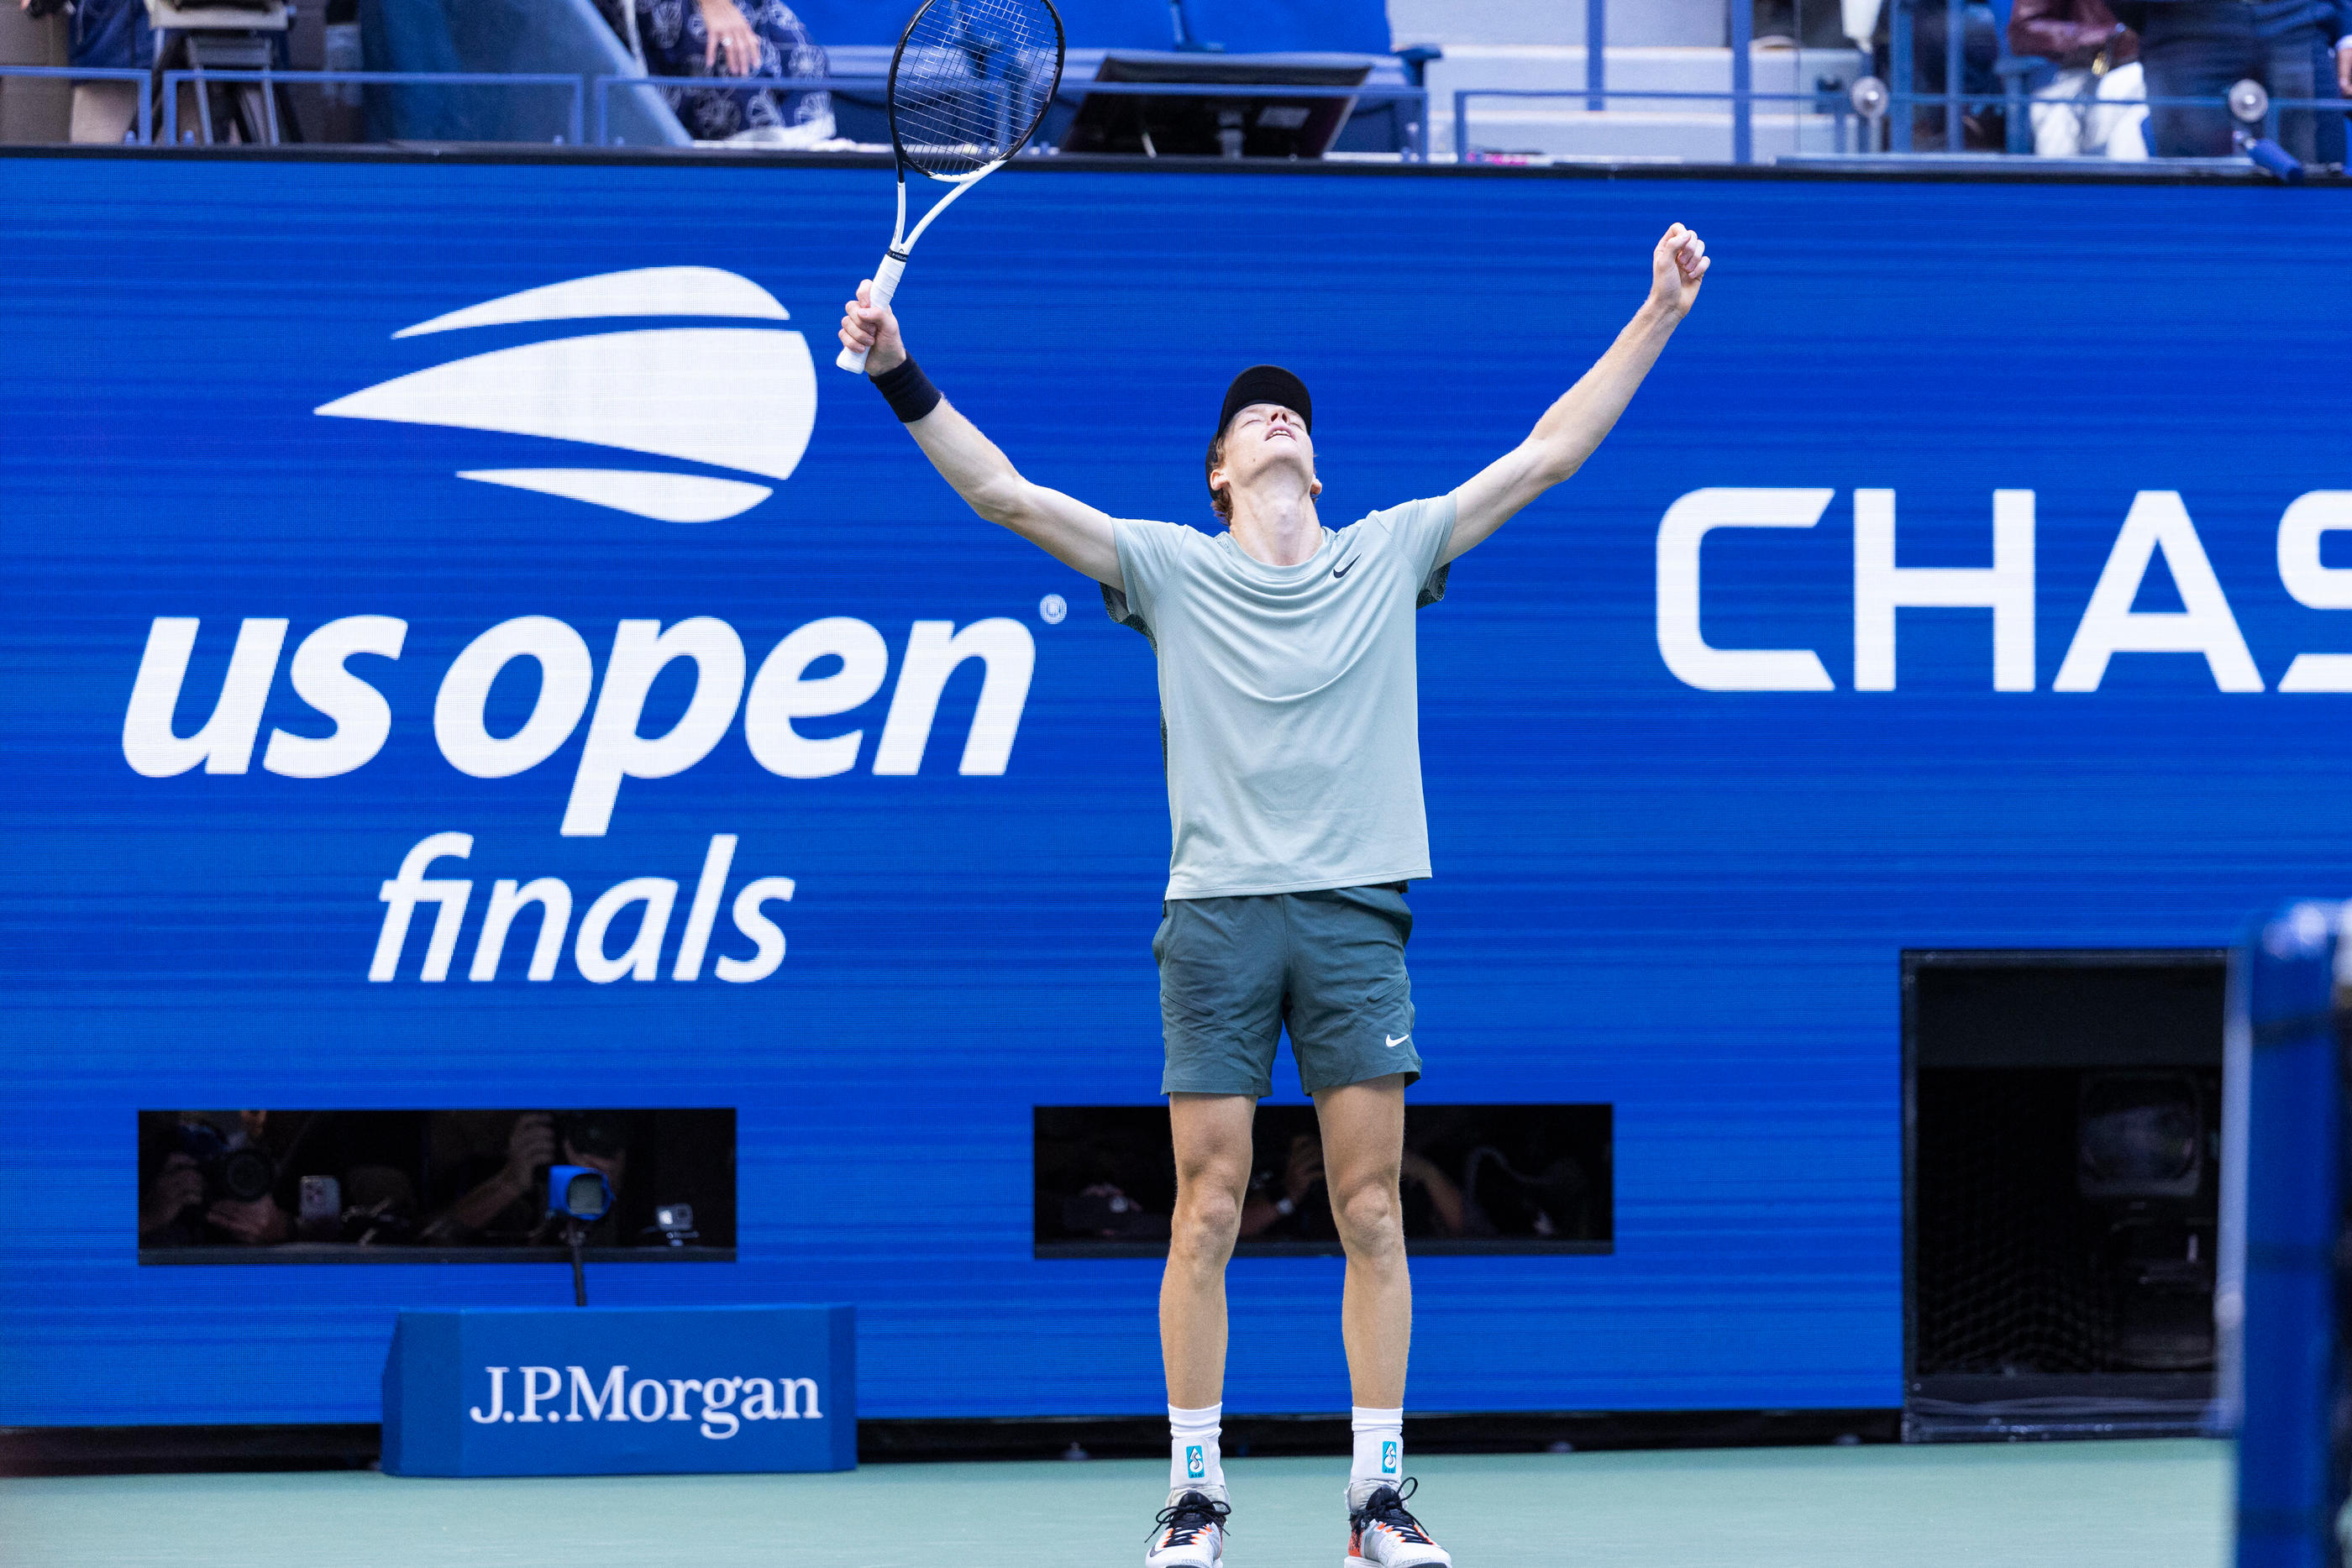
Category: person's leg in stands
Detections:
[
  {"x1": 2142, "y1": 0, "x2": 2255, "y2": 156},
  {"x1": 2313, "y1": 34, "x2": 2348, "y2": 167},
  {"x1": 2093, "y1": 62, "x2": 2151, "y2": 160},
  {"x1": 69, "y1": 81, "x2": 136, "y2": 142},
  {"x1": 2314, "y1": 29, "x2": 2348, "y2": 167},
  {"x1": 62, "y1": 0, "x2": 152, "y2": 144},
  {"x1": 2261, "y1": 24, "x2": 2321, "y2": 163},
  {"x1": 2030, "y1": 66, "x2": 2094, "y2": 156}
]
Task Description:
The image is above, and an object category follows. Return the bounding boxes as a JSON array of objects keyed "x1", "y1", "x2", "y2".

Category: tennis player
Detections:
[{"x1": 840, "y1": 223, "x2": 1709, "y2": 1568}]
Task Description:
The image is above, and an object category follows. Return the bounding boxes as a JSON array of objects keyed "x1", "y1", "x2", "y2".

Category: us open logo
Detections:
[{"x1": 316, "y1": 266, "x2": 818, "y2": 523}]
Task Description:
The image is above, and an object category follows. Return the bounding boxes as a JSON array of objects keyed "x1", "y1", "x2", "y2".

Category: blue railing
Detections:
[
  {"x1": 1448, "y1": 85, "x2": 2346, "y2": 165},
  {"x1": 156, "y1": 70, "x2": 589, "y2": 146},
  {"x1": 0, "y1": 65, "x2": 152, "y2": 143}
]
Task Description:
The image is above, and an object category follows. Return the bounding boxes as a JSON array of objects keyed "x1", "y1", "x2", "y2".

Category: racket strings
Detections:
[{"x1": 890, "y1": 0, "x2": 1062, "y2": 177}]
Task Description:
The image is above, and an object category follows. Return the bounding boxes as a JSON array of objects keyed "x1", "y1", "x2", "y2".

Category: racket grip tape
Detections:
[{"x1": 836, "y1": 250, "x2": 909, "y2": 375}]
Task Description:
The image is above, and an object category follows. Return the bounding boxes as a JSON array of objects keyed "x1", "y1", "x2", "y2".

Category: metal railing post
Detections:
[
  {"x1": 1454, "y1": 90, "x2": 1469, "y2": 162},
  {"x1": 1944, "y1": 0, "x2": 1962, "y2": 149},
  {"x1": 1729, "y1": 0, "x2": 1752, "y2": 164},
  {"x1": 1588, "y1": 0, "x2": 1606, "y2": 112},
  {"x1": 1891, "y1": 0, "x2": 1914, "y2": 151}
]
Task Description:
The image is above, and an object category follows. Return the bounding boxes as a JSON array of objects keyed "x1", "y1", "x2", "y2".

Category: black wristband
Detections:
[{"x1": 872, "y1": 355, "x2": 942, "y2": 423}]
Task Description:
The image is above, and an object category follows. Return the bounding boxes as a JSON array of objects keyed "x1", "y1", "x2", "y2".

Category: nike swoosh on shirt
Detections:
[
  {"x1": 1384, "y1": 1034, "x2": 1411, "y2": 1048},
  {"x1": 1331, "y1": 554, "x2": 1362, "y2": 579}
]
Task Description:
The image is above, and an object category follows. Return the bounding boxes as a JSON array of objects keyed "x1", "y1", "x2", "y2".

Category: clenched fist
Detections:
[{"x1": 1649, "y1": 223, "x2": 1709, "y2": 318}]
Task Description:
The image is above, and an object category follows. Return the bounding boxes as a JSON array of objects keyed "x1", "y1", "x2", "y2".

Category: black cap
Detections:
[{"x1": 1217, "y1": 364, "x2": 1311, "y2": 438}]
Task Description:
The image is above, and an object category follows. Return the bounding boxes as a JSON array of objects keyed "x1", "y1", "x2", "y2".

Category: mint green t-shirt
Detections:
[{"x1": 1105, "y1": 495, "x2": 1457, "y2": 901}]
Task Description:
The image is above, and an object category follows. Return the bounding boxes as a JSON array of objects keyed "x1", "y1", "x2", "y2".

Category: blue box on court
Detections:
[{"x1": 381, "y1": 1305, "x2": 855, "y2": 1476}]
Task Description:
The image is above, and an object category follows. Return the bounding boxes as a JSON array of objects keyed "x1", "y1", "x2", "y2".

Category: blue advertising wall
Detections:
[{"x1": 4, "y1": 154, "x2": 2349, "y2": 1428}]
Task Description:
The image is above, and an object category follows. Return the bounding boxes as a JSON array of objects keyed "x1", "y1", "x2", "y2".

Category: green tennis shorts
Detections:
[{"x1": 1153, "y1": 884, "x2": 1422, "y2": 1099}]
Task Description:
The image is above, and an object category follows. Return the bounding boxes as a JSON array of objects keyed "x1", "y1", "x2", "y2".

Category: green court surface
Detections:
[{"x1": 0, "y1": 1440, "x2": 2229, "y2": 1568}]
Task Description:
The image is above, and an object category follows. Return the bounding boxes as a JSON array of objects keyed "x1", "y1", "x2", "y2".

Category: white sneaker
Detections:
[
  {"x1": 1344, "y1": 1479, "x2": 1451, "y2": 1568},
  {"x1": 1147, "y1": 1487, "x2": 1230, "y2": 1568}
]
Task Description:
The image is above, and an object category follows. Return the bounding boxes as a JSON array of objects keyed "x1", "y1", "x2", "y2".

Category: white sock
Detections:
[
  {"x1": 1169, "y1": 1403, "x2": 1225, "y2": 1495},
  {"x1": 1349, "y1": 1406, "x2": 1404, "y2": 1498}
]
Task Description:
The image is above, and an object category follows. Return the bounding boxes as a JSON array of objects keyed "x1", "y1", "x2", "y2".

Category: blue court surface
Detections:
[{"x1": 0, "y1": 1440, "x2": 2228, "y2": 1568}]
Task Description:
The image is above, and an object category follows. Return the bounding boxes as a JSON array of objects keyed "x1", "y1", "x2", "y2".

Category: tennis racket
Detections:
[{"x1": 835, "y1": 0, "x2": 1065, "y2": 374}]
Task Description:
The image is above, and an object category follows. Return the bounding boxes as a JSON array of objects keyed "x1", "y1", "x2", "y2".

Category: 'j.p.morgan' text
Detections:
[{"x1": 470, "y1": 1365, "x2": 823, "y2": 1440}]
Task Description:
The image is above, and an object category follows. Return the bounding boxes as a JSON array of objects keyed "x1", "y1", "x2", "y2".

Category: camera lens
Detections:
[
  {"x1": 564, "y1": 1170, "x2": 609, "y2": 1218},
  {"x1": 218, "y1": 1146, "x2": 276, "y2": 1204}
]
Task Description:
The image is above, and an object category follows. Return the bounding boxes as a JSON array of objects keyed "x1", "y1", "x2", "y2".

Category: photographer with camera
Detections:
[
  {"x1": 137, "y1": 1110, "x2": 292, "y2": 1246},
  {"x1": 417, "y1": 1110, "x2": 635, "y2": 1246}
]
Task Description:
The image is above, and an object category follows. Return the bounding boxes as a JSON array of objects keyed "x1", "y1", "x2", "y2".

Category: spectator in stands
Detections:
[
  {"x1": 2317, "y1": 3, "x2": 2352, "y2": 162},
  {"x1": 2118, "y1": 1, "x2": 2347, "y2": 159},
  {"x1": 1874, "y1": 0, "x2": 2008, "y2": 149},
  {"x1": 604, "y1": 0, "x2": 832, "y2": 145},
  {"x1": 32, "y1": 0, "x2": 147, "y2": 143},
  {"x1": 2012, "y1": 0, "x2": 2150, "y2": 155}
]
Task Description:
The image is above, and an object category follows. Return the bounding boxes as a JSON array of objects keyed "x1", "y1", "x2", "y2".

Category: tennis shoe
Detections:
[
  {"x1": 1147, "y1": 1487, "x2": 1230, "y2": 1568},
  {"x1": 1344, "y1": 1478, "x2": 1451, "y2": 1568}
]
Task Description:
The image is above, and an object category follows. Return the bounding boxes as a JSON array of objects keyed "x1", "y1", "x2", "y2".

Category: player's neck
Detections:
[{"x1": 1226, "y1": 483, "x2": 1322, "y2": 567}]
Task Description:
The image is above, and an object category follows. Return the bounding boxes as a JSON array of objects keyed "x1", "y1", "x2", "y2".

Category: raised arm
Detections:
[
  {"x1": 839, "y1": 283, "x2": 1123, "y2": 589},
  {"x1": 1440, "y1": 223, "x2": 1709, "y2": 565}
]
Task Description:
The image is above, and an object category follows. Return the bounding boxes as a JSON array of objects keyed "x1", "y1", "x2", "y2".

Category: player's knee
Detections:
[
  {"x1": 1333, "y1": 1180, "x2": 1403, "y2": 1256},
  {"x1": 1172, "y1": 1183, "x2": 1244, "y2": 1256}
]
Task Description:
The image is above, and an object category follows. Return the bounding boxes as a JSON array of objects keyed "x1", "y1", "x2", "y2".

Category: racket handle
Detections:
[{"x1": 836, "y1": 251, "x2": 908, "y2": 375}]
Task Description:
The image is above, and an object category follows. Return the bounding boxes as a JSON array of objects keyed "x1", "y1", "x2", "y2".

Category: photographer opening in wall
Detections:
[
  {"x1": 136, "y1": 1108, "x2": 733, "y2": 1255},
  {"x1": 136, "y1": 1110, "x2": 422, "y2": 1249},
  {"x1": 1033, "y1": 1104, "x2": 1613, "y2": 1255}
]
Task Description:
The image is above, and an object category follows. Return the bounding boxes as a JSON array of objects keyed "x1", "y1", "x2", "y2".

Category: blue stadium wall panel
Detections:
[{"x1": 3, "y1": 155, "x2": 2348, "y2": 1426}]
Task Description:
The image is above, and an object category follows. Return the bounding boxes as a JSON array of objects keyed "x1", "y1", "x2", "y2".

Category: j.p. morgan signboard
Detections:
[{"x1": 381, "y1": 1305, "x2": 855, "y2": 1475}]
